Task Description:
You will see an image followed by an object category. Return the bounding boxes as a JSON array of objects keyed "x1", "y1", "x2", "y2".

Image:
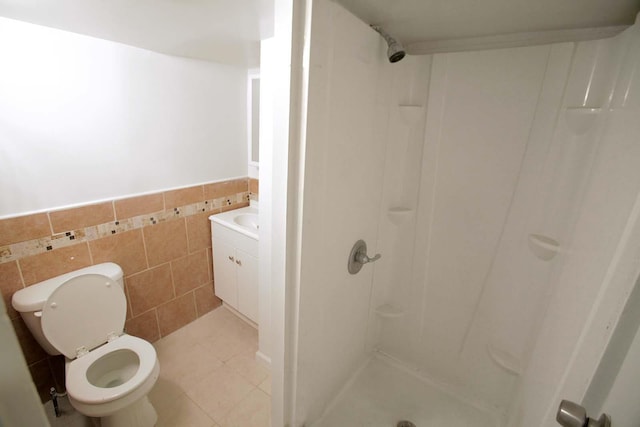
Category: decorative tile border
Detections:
[{"x1": 0, "y1": 191, "x2": 249, "y2": 263}]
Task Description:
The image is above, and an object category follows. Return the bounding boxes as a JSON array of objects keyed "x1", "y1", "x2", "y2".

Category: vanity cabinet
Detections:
[{"x1": 211, "y1": 220, "x2": 259, "y2": 323}]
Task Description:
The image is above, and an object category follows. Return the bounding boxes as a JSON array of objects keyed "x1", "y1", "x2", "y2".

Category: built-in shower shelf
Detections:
[
  {"x1": 487, "y1": 343, "x2": 522, "y2": 376},
  {"x1": 398, "y1": 105, "x2": 424, "y2": 125},
  {"x1": 528, "y1": 233, "x2": 560, "y2": 261},
  {"x1": 387, "y1": 207, "x2": 414, "y2": 225},
  {"x1": 375, "y1": 304, "x2": 405, "y2": 319},
  {"x1": 564, "y1": 107, "x2": 602, "y2": 135}
]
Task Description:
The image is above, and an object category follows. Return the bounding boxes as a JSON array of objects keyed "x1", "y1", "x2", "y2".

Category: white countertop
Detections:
[{"x1": 209, "y1": 205, "x2": 259, "y2": 240}]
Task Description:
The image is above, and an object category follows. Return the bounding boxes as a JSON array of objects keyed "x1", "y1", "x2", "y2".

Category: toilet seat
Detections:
[
  {"x1": 41, "y1": 274, "x2": 127, "y2": 359},
  {"x1": 66, "y1": 334, "x2": 158, "y2": 405}
]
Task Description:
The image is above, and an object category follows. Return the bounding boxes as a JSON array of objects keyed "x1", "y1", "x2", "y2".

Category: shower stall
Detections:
[{"x1": 285, "y1": 1, "x2": 640, "y2": 425}]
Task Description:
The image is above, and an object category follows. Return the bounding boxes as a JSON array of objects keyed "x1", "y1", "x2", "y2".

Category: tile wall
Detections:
[{"x1": 0, "y1": 177, "x2": 259, "y2": 402}]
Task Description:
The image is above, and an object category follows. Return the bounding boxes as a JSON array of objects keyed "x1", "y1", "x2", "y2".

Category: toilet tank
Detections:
[{"x1": 12, "y1": 263, "x2": 124, "y2": 356}]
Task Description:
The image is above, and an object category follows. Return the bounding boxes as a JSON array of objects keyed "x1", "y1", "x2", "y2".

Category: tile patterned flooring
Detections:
[
  {"x1": 150, "y1": 306, "x2": 271, "y2": 427},
  {"x1": 45, "y1": 306, "x2": 271, "y2": 427}
]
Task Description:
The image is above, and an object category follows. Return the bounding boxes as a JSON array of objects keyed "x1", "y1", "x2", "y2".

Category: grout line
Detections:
[
  {"x1": 85, "y1": 241, "x2": 94, "y2": 265},
  {"x1": 46, "y1": 212, "x2": 54, "y2": 236},
  {"x1": 153, "y1": 308, "x2": 161, "y2": 340},
  {"x1": 168, "y1": 261, "x2": 177, "y2": 299},
  {"x1": 140, "y1": 227, "x2": 150, "y2": 270},
  {"x1": 15, "y1": 259, "x2": 26, "y2": 290}
]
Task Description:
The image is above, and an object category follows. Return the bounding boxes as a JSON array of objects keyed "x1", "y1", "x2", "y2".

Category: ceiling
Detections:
[
  {"x1": 0, "y1": 0, "x2": 638, "y2": 65},
  {"x1": 338, "y1": 0, "x2": 640, "y2": 53},
  {"x1": 0, "y1": 0, "x2": 272, "y2": 66}
]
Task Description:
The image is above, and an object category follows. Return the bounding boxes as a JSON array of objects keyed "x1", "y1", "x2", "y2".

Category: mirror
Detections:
[{"x1": 248, "y1": 70, "x2": 260, "y2": 165}]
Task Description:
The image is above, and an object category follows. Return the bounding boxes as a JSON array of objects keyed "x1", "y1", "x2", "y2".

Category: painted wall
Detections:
[{"x1": 0, "y1": 17, "x2": 248, "y2": 217}]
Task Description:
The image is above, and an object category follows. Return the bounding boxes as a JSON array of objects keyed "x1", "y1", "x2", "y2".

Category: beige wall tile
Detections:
[
  {"x1": 114, "y1": 193, "x2": 164, "y2": 220},
  {"x1": 171, "y1": 250, "x2": 210, "y2": 297},
  {"x1": 126, "y1": 309, "x2": 160, "y2": 343},
  {"x1": 0, "y1": 213, "x2": 51, "y2": 246},
  {"x1": 164, "y1": 186, "x2": 204, "y2": 209},
  {"x1": 89, "y1": 229, "x2": 148, "y2": 276},
  {"x1": 143, "y1": 219, "x2": 189, "y2": 267},
  {"x1": 157, "y1": 292, "x2": 197, "y2": 337},
  {"x1": 221, "y1": 201, "x2": 250, "y2": 213},
  {"x1": 228, "y1": 178, "x2": 249, "y2": 194},
  {"x1": 12, "y1": 317, "x2": 48, "y2": 365},
  {"x1": 249, "y1": 178, "x2": 259, "y2": 195},
  {"x1": 19, "y1": 243, "x2": 92, "y2": 286},
  {"x1": 195, "y1": 282, "x2": 221, "y2": 317},
  {"x1": 49, "y1": 202, "x2": 114, "y2": 233},
  {"x1": 126, "y1": 264, "x2": 174, "y2": 316},
  {"x1": 186, "y1": 211, "x2": 213, "y2": 254},
  {"x1": 0, "y1": 261, "x2": 24, "y2": 319},
  {"x1": 203, "y1": 178, "x2": 248, "y2": 200}
]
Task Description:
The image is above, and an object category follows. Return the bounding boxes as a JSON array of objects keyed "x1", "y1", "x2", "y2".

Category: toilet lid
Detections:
[{"x1": 41, "y1": 274, "x2": 127, "y2": 359}]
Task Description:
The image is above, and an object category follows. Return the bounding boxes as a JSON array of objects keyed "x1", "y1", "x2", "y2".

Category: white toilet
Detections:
[{"x1": 12, "y1": 263, "x2": 160, "y2": 427}]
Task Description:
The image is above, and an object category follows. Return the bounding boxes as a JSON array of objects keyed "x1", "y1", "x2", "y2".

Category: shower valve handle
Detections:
[
  {"x1": 356, "y1": 252, "x2": 381, "y2": 264},
  {"x1": 348, "y1": 240, "x2": 381, "y2": 274}
]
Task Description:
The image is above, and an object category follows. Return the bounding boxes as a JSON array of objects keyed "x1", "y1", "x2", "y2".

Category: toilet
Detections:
[{"x1": 12, "y1": 263, "x2": 160, "y2": 427}]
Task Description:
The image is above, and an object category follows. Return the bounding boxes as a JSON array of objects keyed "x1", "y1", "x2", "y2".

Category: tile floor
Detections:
[{"x1": 45, "y1": 306, "x2": 271, "y2": 427}]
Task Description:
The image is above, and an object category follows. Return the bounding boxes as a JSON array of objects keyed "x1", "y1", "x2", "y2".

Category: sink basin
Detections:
[
  {"x1": 210, "y1": 206, "x2": 259, "y2": 240},
  {"x1": 234, "y1": 213, "x2": 259, "y2": 230}
]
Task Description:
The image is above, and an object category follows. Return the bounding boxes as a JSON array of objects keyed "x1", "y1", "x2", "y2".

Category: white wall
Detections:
[{"x1": 0, "y1": 17, "x2": 247, "y2": 217}]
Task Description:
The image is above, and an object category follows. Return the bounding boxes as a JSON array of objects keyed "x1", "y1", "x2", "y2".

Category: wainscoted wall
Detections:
[{"x1": 0, "y1": 177, "x2": 258, "y2": 401}]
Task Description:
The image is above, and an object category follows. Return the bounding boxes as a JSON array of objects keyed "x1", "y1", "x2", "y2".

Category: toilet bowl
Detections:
[
  {"x1": 66, "y1": 334, "x2": 159, "y2": 420},
  {"x1": 12, "y1": 263, "x2": 160, "y2": 427}
]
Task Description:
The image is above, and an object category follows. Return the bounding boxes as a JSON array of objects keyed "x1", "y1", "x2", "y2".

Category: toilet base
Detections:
[{"x1": 100, "y1": 396, "x2": 157, "y2": 427}]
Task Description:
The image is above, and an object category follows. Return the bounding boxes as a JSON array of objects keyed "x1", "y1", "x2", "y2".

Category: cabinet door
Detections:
[
  {"x1": 212, "y1": 239, "x2": 238, "y2": 309},
  {"x1": 235, "y1": 248, "x2": 259, "y2": 323}
]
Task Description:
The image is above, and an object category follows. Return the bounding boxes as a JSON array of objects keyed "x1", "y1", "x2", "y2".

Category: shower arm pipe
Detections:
[{"x1": 370, "y1": 25, "x2": 395, "y2": 45}]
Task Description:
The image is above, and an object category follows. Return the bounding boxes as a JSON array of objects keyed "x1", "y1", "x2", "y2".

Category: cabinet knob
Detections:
[
  {"x1": 228, "y1": 255, "x2": 235, "y2": 262},
  {"x1": 236, "y1": 259, "x2": 242, "y2": 266}
]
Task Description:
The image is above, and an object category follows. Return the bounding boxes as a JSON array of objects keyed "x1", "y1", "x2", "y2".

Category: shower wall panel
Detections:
[
  {"x1": 292, "y1": 0, "x2": 391, "y2": 424},
  {"x1": 376, "y1": 45, "x2": 554, "y2": 405},
  {"x1": 512, "y1": 23, "x2": 640, "y2": 427},
  {"x1": 373, "y1": 20, "x2": 640, "y2": 421}
]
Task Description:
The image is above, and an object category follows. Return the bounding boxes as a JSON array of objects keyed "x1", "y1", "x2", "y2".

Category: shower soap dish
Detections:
[
  {"x1": 375, "y1": 304, "x2": 405, "y2": 319},
  {"x1": 387, "y1": 207, "x2": 414, "y2": 225},
  {"x1": 487, "y1": 343, "x2": 522, "y2": 375},
  {"x1": 528, "y1": 234, "x2": 560, "y2": 261}
]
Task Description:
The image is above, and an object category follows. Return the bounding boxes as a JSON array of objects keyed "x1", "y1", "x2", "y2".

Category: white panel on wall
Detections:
[
  {"x1": 293, "y1": 0, "x2": 389, "y2": 424},
  {"x1": 0, "y1": 17, "x2": 247, "y2": 217}
]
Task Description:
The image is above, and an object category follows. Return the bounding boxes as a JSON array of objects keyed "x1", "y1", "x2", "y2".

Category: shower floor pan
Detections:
[{"x1": 314, "y1": 354, "x2": 501, "y2": 427}]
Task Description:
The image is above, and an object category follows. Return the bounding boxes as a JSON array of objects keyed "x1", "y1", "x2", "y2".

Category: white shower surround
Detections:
[{"x1": 290, "y1": 0, "x2": 640, "y2": 425}]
